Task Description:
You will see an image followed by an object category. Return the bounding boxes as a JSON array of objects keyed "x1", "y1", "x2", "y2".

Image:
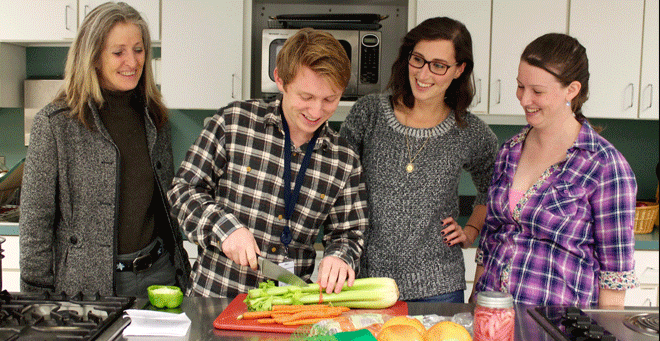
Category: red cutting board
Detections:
[{"x1": 213, "y1": 294, "x2": 408, "y2": 333}]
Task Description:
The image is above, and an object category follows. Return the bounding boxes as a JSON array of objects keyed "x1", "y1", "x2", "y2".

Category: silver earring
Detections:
[{"x1": 566, "y1": 101, "x2": 571, "y2": 106}]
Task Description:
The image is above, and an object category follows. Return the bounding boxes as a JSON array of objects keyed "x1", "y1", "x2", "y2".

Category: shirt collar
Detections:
[
  {"x1": 263, "y1": 99, "x2": 334, "y2": 150},
  {"x1": 508, "y1": 121, "x2": 599, "y2": 153}
]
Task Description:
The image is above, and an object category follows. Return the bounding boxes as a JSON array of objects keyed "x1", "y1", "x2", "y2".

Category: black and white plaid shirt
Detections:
[{"x1": 168, "y1": 99, "x2": 368, "y2": 298}]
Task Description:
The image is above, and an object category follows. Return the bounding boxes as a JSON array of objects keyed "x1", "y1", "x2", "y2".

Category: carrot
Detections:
[
  {"x1": 283, "y1": 317, "x2": 328, "y2": 325},
  {"x1": 271, "y1": 304, "x2": 326, "y2": 311},
  {"x1": 276, "y1": 307, "x2": 344, "y2": 323},
  {"x1": 257, "y1": 318, "x2": 276, "y2": 324},
  {"x1": 240, "y1": 310, "x2": 273, "y2": 320}
]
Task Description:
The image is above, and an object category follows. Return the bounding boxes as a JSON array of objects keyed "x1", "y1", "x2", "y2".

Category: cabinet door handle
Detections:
[
  {"x1": 231, "y1": 74, "x2": 236, "y2": 99},
  {"x1": 496, "y1": 79, "x2": 501, "y2": 105},
  {"x1": 644, "y1": 84, "x2": 653, "y2": 110},
  {"x1": 476, "y1": 78, "x2": 482, "y2": 105},
  {"x1": 65, "y1": 5, "x2": 73, "y2": 31},
  {"x1": 625, "y1": 83, "x2": 634, "y2": 109},
  {"x1": 84, "y1": 5, "x2": 91, "y2": 19}
]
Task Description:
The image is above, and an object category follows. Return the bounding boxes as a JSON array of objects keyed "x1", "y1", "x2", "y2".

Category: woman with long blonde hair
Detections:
[{"x1": 20, "y1": 2, "x2": 190, "y2": 297}]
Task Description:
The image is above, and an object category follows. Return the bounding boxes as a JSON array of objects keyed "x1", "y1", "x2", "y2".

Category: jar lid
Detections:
[{"x1": 476, "y1": 291, "x2": 513, "y2": 308}]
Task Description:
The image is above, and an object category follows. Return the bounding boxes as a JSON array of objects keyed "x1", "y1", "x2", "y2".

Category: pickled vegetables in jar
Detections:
[{"x1": 473, "y1": 291, "x2": 515, "y2": 341}]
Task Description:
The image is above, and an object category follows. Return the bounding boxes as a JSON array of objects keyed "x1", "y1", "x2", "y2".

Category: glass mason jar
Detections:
[{"x1": 473, "y1": 291, "x2": 515, "y2": 341}]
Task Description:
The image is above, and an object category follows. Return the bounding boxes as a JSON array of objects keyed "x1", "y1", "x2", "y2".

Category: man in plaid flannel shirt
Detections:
[{"x1": 168, "y1": 28, "x2": 369, "y2": 298}]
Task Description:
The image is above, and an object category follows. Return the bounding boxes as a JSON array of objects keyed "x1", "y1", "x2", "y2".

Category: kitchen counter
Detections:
[{"x1": 96, "y1": 297, "x2": 558, "y2": 341}]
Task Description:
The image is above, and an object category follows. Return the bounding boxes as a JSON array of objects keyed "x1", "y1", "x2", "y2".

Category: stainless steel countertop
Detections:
[{"x1": 96, "y1": 297, "x2": 558, "y2": 341}]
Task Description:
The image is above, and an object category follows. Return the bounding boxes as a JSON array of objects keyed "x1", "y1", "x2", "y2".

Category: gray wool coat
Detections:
[{"x1": 19, "y1": 101, "x2": 191, "y2": 296}]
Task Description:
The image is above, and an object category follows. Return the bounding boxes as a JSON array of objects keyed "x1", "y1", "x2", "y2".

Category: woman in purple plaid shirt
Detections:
[{"x1": 472, "y1": 33, "x2": 638, "y2": 308}]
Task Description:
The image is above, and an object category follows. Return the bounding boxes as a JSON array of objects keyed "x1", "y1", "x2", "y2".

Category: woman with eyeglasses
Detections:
[{"x1": 339, "y1": 17, "x2": 498, "y2": 303}]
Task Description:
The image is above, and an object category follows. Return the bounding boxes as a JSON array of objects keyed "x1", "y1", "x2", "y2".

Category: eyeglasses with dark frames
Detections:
[{"x1": 408, "y1": 52, "x2": 459, "y2": 76}]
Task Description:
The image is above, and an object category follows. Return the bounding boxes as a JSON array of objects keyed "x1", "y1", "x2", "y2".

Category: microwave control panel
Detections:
[{"x1": 359, "y1": 33, "x2": 380, "y2": 85}]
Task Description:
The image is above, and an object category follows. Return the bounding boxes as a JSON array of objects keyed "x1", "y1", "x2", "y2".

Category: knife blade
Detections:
[{"x1": 257, "y1": 257, "x2": 308, "y2": 287}]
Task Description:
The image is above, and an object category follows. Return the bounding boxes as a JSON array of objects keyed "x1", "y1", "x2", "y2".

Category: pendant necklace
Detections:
[{"x1": 404, "y1": 114, "x2": 431, "y2": 173}]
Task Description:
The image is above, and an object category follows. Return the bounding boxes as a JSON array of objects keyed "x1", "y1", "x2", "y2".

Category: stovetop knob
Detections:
[
  {"x1": 587, "y1": 324, "x2": 604, "y2": 336},
  {"x1": 565, "y1": 306, "x2": 582, "y2": 320},
  {"x1": 575, "y1": 315, "x2": 592, "y2": 327}
]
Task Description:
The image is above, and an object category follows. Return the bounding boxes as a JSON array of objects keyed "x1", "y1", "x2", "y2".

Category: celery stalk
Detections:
[{"x1": 243, "y1": 277, "x2": 400, "y2": 311}]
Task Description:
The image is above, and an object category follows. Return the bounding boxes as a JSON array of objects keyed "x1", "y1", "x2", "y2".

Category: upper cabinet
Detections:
[
  {"x1": 415, "y1": 0, "x2": 491, "y2": 115},
  {"x1": 0, "y1": 0, "x2": 160, "y2": 43},
  {"x1": 570, "y1": 0, "x2": 644, "y2": 119},
  {"x1": 488, "y1": 0, "x2": 567, "y2": 117},
  {"x1": 639, "y1": 0, "x2": 659, "y2": 120},
  {"x1": 0, "y1": 0, "x2": 78, "y2": 42},
  {"x1": 79, "y1": 0, "x2": 160, "y2": 41},
  {"x1": 160, "y1": 0, "x2": 245, "y2": 109},
  {"x1": 414, "y1": 0, "x2": 567, "y2": 117}
]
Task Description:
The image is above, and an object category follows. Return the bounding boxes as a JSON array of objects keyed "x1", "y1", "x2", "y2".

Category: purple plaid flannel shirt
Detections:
[{"x1": 475, "y1": 123, "x2": 638, "y2": 307}]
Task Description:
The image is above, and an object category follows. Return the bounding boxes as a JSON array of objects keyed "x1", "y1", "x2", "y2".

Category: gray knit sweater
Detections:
[{"x1": 339, "y1": 93, "x2": 498, "y2": 300}]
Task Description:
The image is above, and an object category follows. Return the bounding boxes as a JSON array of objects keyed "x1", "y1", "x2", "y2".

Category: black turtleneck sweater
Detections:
[{"x1": 99, "y1": 89, "x2": 155, "y2": 254}]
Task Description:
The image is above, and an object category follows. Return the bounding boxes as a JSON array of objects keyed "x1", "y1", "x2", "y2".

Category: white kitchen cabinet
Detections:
[
  {"x1": 569, "y1": 0, "x2": 644, "y2": 119},
  {"x1": 625, "y1": 250, "x2": 659, "y2": 307},
  {"x1": 489, "y1": 0, "x2": 568, "y2": 117},
  {"x1": 463, "y1": 247, "x2": 477, "y2": 302},
  {"x1": 0, "y1": 0, "x2": 159, "y2": 43},
  {"x1": 160, "y1": 0, "x2": 246, "y2": 109},
  {"x1": 639, "y1": 0, "x2": 659, "y2": 120},
  {"x1": 0, "y1": 0, "x2": 77, "y2": 42},
  {"x1": 1, "y1": 235, "x2": 20, "y2": 292},
  {"x1": 0, "y1": 43, "x2": 26, "y2": 108},
  {"x1": 415, "y1": 0, "x2": 491, "y2": 114},
  {"x1": 78, "y1": 0, "x2": 161, "y2": 41}
]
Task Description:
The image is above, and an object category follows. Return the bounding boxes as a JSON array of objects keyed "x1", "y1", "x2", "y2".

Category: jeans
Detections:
[{"x1": 405, "y1": 290, "x2": 465, "y2": 303}]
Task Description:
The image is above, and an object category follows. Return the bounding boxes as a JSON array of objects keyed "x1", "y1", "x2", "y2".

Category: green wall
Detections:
[{"x1": 2, "y1": 47, "x2": 658, "y2": 200}]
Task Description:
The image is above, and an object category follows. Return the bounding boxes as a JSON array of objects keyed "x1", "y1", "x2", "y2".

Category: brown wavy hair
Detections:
[
  {"x1": 521, "y1": 33, "x2": 593, "y2": 127},
  {"x1": 56, "y1": 1, "x2": 167, "y2": 130},
  {"x1": 388, "y1": 17, "x2": 475, "y2": 127}
]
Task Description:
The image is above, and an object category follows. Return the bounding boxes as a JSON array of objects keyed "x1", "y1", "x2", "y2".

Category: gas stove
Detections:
[
  {"x1": 0, "y1": 290, "x2": 134, "y2": 340},
  {"x1": 529, "y1": 305, "x2": 659, "y2": 341}
]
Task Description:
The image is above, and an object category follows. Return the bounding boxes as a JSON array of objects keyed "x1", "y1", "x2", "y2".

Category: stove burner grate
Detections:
[
  {"x1": 624, "y1": 313, "x2": 659, "y2": 336},
  {"x1": 0, "y1": 290, "x2": 134, "y2": 341}
]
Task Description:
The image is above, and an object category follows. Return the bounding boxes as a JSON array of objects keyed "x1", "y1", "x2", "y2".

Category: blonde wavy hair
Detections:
[
  {"x1": 275, "y1": 27, "x2": 351, "y2": 92},
  {"x1": 56, "y1": 1, "x2": 167, "y2": 129}
]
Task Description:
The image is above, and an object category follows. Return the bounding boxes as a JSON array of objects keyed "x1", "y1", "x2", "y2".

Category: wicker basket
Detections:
[{"x1": 634, "y1": 201, "x2": 659, "y2": 234}]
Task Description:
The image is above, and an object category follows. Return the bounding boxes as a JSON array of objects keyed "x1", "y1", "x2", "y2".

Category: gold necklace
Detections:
[
  {"x1": 403, "y1": 111, "x2": 432, "y2": 173},
  {"x1": 405, "y1": 133, "x2": 431, "y2": 173}
]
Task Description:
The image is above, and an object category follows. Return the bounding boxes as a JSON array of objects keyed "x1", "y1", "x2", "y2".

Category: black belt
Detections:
[{"x1": 116, "y1": 240, "x2": 164, "y2": 272}]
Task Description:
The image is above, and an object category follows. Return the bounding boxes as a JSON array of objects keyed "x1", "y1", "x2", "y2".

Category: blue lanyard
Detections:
[{"x1": 280, "y1": 112, "x2": 320, "y2": 248}]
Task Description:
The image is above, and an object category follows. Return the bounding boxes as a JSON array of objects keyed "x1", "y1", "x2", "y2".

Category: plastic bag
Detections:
[{"x1": 305, "y1": 311, "x2": 474, "y2": 338}]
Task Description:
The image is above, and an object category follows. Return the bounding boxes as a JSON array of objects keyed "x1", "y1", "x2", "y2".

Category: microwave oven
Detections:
[{"x1": 261, "y1": 29, "x2": 382, "y2": 101}]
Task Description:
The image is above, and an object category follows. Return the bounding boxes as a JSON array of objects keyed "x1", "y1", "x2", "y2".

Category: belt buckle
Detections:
[{"x1": 132, "y1": 253, "x2": 153, "y2": 273}]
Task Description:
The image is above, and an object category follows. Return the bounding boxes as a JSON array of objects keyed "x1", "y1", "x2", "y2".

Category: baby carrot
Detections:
[
  {"x1": 283, "y1": 317, "x2": 327, "y2": 326},
  {"x1": 276, "y1": 307, "x2": 344, "y2": 323},
  {"x1": 272, "y1": 304, "x2": 327, "y2": 311},
  {"x1": 240, "y1": 310, "x2": 273, "y2": 320}
]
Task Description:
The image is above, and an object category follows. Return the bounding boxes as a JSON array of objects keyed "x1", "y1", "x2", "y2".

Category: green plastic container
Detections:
[{"x1": 147, "y1": 285, "x2": 183, "y2": 309}]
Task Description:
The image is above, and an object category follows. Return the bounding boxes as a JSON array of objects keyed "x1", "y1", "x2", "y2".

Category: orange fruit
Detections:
[
  {"x1": 381, "y1": 316, "x2": 427, "y2": 334},
  {"x1": 423, "y1": 321, "x2": 472, "y2": 341},
  {"x1": 377, "y1": 324, "x2": 424, "y2": 341}
]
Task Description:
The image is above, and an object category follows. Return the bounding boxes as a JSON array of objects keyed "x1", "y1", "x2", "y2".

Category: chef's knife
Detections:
[{"x1": 257, "y1": 257, "x2": 308, "y2": 287}]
